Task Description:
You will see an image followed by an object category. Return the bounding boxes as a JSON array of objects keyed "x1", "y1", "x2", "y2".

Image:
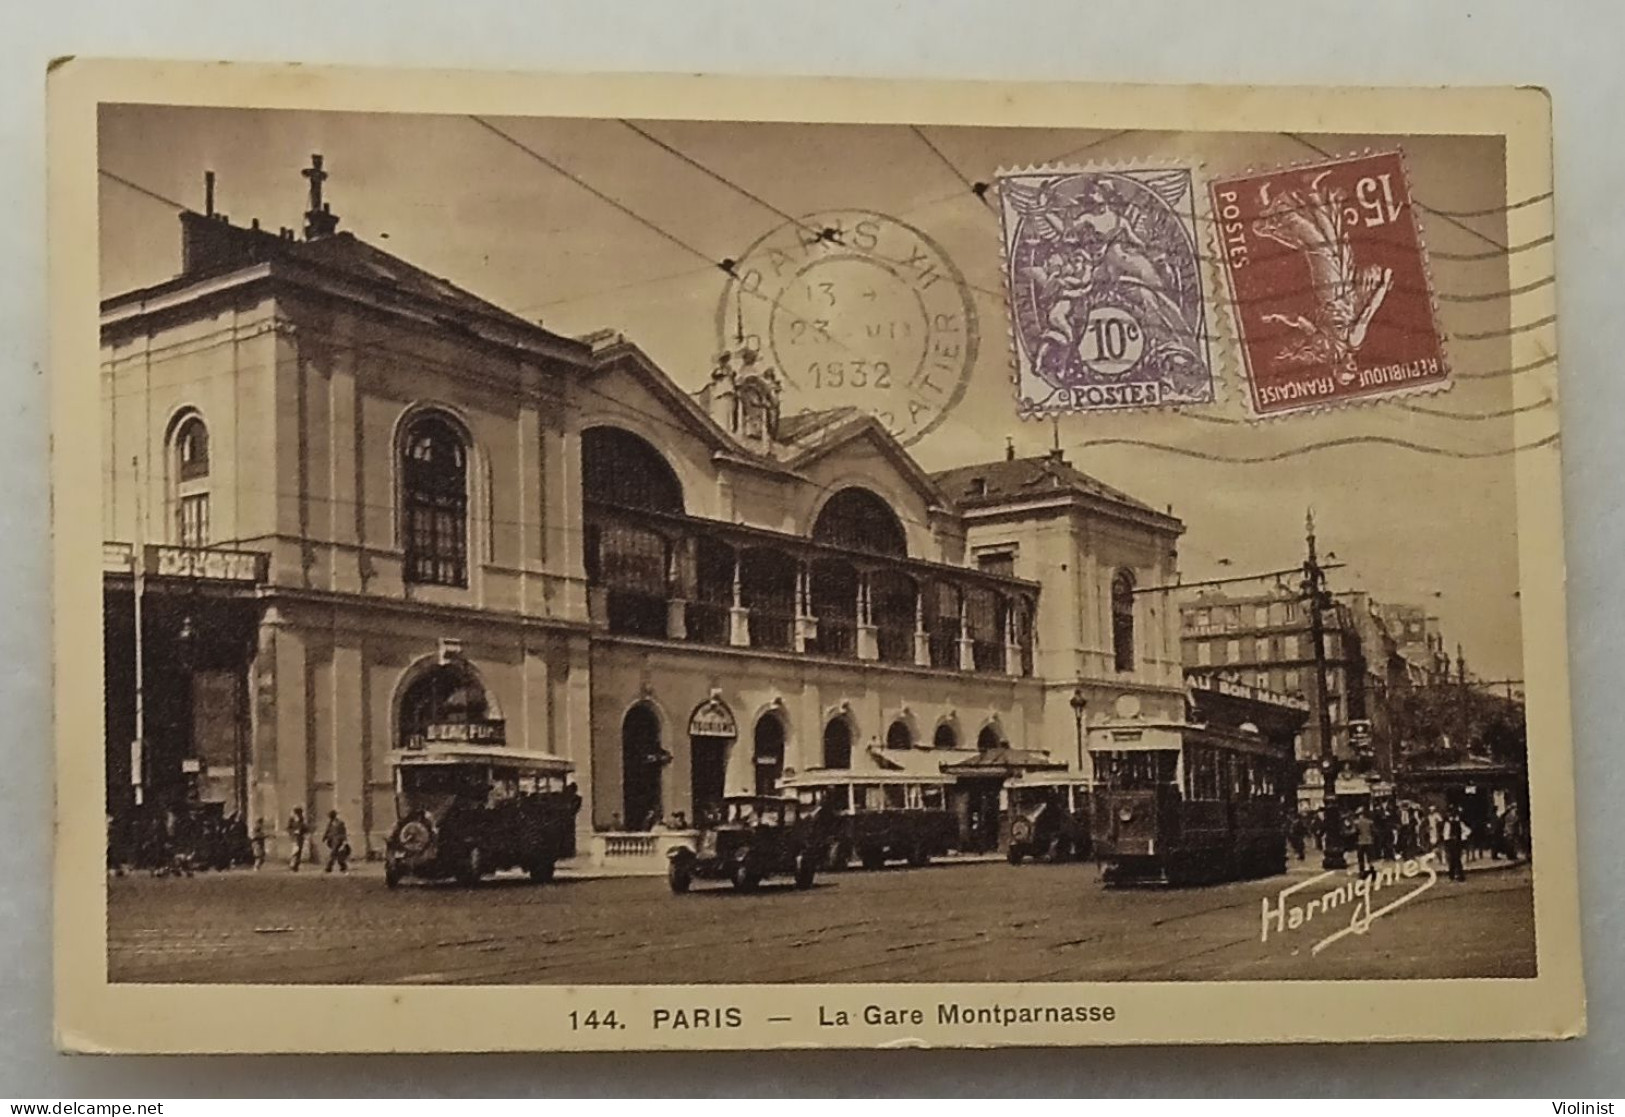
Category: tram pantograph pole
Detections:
[{"x1": 1303, "y1": 510, "x2": 1346, "y2": 871}]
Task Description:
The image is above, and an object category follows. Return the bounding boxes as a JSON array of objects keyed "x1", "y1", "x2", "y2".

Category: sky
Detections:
[{"x1": 96, "y1": 104, "x2": 1545, "y2": 680}]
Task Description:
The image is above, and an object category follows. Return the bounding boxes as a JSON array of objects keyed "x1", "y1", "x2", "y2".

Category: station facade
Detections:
[{"x1": 100, "y1": 164, "x2": 1189, "y2": 860}]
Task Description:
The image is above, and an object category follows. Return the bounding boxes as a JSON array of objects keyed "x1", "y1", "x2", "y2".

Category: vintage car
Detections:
[
  {"x1": 1004, "y1": 772, "x2": 1094, "y2": 863},
  {"x1": 666, "y1": 795, "x2": 822, "y2": 893},
  {"x1": 781, "y1": 771, "x2": 958, "y2": 870},
  {"x1": 384, "y1": 743, "x2": 580, "y2": 888}
]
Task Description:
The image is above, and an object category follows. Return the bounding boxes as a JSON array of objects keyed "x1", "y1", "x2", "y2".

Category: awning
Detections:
[{"x1": 940, "y1": 748, "x2": 1065, "y2": 778}]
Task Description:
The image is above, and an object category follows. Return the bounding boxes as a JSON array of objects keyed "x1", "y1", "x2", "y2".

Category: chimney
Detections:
[
  {"x1": 302, "y1": 153, "x2": 340, "y2": 240},
  {"x1": 1005, "y1": 437, "x2": 1015, "y2": 462},
  {"x1": 204, "y1": 171, "x2": 216, "y2": 217}
]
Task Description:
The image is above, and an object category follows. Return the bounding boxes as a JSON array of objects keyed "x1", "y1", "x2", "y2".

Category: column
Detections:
[
  {"x1": 793, "y1": 560, "x2": 813, "y2": 653},
  {"x1": 728, "y1": 551, "x2": 750, "y2": 647},
  {"x1": 330, "y1": 640, "x2": 370, "y2": 855},
  {"x1": 957, "y1": 592, "x2": 976, "y2": 672},
  {"x1": 1004, "y1": 596, "x2": 1022, "y2": 677},
  {"x1": 665, "y1": 536, "x2": 688, "y2": 640},
  {"x1": 856, "y1": 573, "x2": 879, "y2": 661},
  {"x1": 913, "y1": 584, "x2": 930, "y2": 668}
]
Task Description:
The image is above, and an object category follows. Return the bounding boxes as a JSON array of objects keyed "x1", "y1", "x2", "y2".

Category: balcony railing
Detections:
[{"x1": 585, "y1": 505, "x2": 1037, "y2": 677}]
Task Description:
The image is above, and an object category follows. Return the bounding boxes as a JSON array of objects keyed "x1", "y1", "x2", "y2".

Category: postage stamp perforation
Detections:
[
  {"x1": 1209, "y1": 145, "x2": 1456, "y2": 419},
  {"x1": 994, "y1": 158, "x2": 1220, "y2": 418}
]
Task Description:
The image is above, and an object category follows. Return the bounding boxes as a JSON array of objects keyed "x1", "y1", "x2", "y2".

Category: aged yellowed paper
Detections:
[{"x1": 50, "y1": 59, "x2": 1579, "y2": 1051}]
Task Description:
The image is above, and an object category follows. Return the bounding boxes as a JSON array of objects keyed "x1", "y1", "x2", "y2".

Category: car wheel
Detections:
[
  {"x1": 1048, "y1": 838, "x2": 1071, "y2": 864},
  {"x1": 455, "y1": 847, "x2": 483, "y2": 887},
  {"x1": 1007, "y1": 845, "x2": 1025, "y2": 865},
  {"x1": 794, "y1": 853, "x2": 816, "y2": 890},
  {"x1": 667, "y1": 858, "x2": 693, "y2": 894},
  {"x1": 731, "y1": 862, "x2": 760, "y2": 892},
  {"x1": 528, "y1": 859, "x2": 556, "y2": 884}
]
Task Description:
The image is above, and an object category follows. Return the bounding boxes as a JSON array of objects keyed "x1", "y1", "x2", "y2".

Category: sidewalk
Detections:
[{"x1": 1283, "y1": 850, "x2": 1529, "y2": 877}]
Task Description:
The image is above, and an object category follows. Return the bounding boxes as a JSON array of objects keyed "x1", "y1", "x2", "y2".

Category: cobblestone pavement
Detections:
[{"x1": 106, "y1": 857, "x2": 1536, "y2": 985}]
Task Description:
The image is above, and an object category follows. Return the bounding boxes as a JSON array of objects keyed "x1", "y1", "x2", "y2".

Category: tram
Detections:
[{"x1": 1090, "y1": 718, "x2": 1293, "y2": 886}]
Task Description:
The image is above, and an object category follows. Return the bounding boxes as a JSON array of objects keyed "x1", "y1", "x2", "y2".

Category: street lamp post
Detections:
[
  {"x1": 1303, "y1": 511, "x2": 1347, "y2": 871},
  {"x1": 1070, "y1": 687, "x2": 1088, "y2": 773}
]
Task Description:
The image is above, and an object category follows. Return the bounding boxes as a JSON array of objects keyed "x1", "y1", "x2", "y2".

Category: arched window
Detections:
[
  {"x1": 581, "y1": 426, "x2": 684, "y2": 514},
  {"x1": 402, "y1": 412, "x2": 469, "y2": 587},
  {"x1": 885, "y1": 720, "x2": 913, "y2": 751},
  {"x1": 977, "y1": 724, "x2": 1002, "y2": 752},
  {"x1": 170, "y1": 413, "x2": 211, "y2": 548},
  {"x1": 398, "y1": 661, "x2": 492, "y2": 750},
  {"x1": 812, "y1": 487, "x2": 907, "y2": 557},
  {"x1": 753, "y1": 713, "x2": 786, "y2": 797},
  {"x1": 621, "y1": 703, "x2": 664, "y2": 829},
  {"x1": 822, "y1": 717, "x2": 853, "y2": 769},
  {"x1": 1112, "y1": 569, "x2": 1136, "y2": 672},
  {"x1": 933, "y1": 722, "x2": 959, "y2": 750}
]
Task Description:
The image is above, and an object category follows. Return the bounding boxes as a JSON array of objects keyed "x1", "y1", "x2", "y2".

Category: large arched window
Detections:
[
  {"x1": 812, "y1": 487, "x2": 907, "y2": 557},
  {"x1": 581, "y1": 426, "x2": 684, "y2": 514},
  {"x1": 170, "y1": 412, "x2": 211, "y2": 548},
  {"x1": 1112, "y1": 569, "x2": 1137, "y2": 672},
  {"x1": 401, "y1": 412, "x2": 469, "y2": 588}
]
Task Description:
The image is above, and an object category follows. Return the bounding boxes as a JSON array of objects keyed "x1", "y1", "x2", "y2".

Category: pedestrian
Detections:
[
  {"x1": 250, "y1": 818, "x2": 267, "y2": 870},
  {"x1": 1398, "y1": 806, "x2": 1418, "y2": 859},
  {"x1": 1288, "y1": 814, "x2": 1308, "y2": 861},
  {"x1": 1352, "y1": 808, "x2": 1378, "y2": 880},
  {"x1": 1503, "y1": 802, "x2": 1525, "y2": 862},
  {"x1": 286, "y1": 806, "x2": 311, "y2": 872},
  {"x1": 1442, "y1": 807, "x2": 1470, "y2": 882},
  {"x1": 322, "y1": 810, "x2": 351, "y2": 873},
  {"x1": 1425, "y1": 805, "x2": 1444, "y2": 853}
]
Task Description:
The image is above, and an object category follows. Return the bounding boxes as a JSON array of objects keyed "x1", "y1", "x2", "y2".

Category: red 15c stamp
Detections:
[{"x1": 1210, "y1": 151, "x2": 1448, "y2": 416}]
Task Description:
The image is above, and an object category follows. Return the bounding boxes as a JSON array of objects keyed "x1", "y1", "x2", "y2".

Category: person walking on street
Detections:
[
  {"x1": 1288, "y1": 813, "x2": 1308, "y2": 861},
  {"x1": 323, "y1": 810, "x2": 351, "y2": 873},
  {"x1": 1442, "y1": 808, "x2": 1470, "y2": 882},
  {"x1": 250, "y1": 817, "x2": 267, "y2": 870},
  {"x1": 1352, "y1": 808, "x2": 1378, "y2": 880},
  {"x1": 286, "y1": 806, "x2": 311, "y2": 872},
  {"x1": 1425, "y1": 805, "x2": 1444, "y2": 853}
]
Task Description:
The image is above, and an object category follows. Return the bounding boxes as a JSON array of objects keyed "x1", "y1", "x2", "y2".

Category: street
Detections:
[{"x1": 107, "y1": 858, "x2": 1536, "y2": 986}]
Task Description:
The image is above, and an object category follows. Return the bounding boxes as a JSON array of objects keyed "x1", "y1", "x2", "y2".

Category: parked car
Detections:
[
  {"x1": 384, "y1": 744, "x2": 580, "y2": 888},
  {"x1": 1005, "y1": 772, "x2": 1093, "y2": 863},
  {"x1": 781, "y1": 771, "x2": 958, "y2": 870},
  {"x1": 666, "y1": 796, "x2": 821, "y2": 893}
]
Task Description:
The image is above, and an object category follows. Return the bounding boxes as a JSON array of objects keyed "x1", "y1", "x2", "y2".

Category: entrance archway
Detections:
[
  {"x1": 753, "y1": 713, "x2": 786, "y2": 797},
  {"x1": 687, "y1": 695, "x2": 738, "y2": 825},
  {"x1": 398, "y1": 660, "x2": 494, "y2": 750},
  {"x1": 621, "y1": 704, "x2": 664, "y2": 830},
  {"x1": 822, "y1": 717, "x2": 853, "y2": 769}
]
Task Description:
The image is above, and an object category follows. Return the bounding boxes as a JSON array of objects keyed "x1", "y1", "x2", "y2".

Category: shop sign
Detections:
[
  {"x1": 421, "y1": 720, "x2": 506, "y2": 746},
  {"x1": 147, "y1": 544, "x2": 267, "y2": 582},
  {"x1": 688, "y1": 698, "x2": 738, "y2": 738}
]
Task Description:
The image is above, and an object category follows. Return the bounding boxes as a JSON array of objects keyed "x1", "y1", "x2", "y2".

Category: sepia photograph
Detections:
[{"x1": 49, "y1": 63, "x2": 1579, "y2": 1051}]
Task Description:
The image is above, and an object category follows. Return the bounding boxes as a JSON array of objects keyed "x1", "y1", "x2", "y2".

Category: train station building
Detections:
[{"x1": 100, "y1": 161, "x2": 1195, "y2": 863}]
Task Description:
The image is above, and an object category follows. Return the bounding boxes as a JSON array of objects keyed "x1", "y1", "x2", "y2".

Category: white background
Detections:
[{"x1": 2, "y1": 0, "x2": 1621, "y2": 1096}]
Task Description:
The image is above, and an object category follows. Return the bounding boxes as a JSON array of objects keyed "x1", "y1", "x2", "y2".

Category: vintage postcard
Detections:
[{"x1": 49, "y1": 61, "x2": 1579, "y2": 1053}]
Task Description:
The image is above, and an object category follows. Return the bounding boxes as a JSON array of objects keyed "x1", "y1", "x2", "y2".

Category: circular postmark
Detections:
[{"x1": 715, "y1": 210, "x2": 978, "y2": 447}]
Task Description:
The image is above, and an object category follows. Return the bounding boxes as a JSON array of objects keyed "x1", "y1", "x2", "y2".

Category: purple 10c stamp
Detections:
[{"x1": 996, "y1": 167, "x2": 1216, "y2": 414}]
